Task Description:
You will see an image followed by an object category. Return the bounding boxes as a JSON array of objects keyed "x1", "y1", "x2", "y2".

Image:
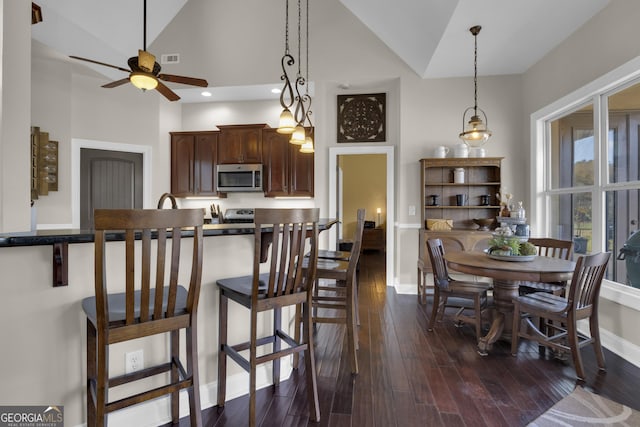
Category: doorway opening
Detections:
[{"x1": 329, "y1": 146, "x2": 394, "y2": 286}]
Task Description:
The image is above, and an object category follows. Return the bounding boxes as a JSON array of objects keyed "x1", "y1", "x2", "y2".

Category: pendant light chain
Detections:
[
  {"x1": 304, "y1": 0, "x2": 312, "y2": 126},
  {"x1": 297, "y1": 0, "x2": 302, "y2": 78},
  {"x1": 284, "y1": 0, "x2": 289, "y2": 56},
  {"x1": 473, "y1": 29, "x2": 478, "y2": 114}
]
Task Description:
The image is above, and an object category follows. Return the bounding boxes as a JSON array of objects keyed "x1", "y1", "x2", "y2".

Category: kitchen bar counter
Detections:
[
  {"x1": 0, "y1": 219, "x2": 337, "y2": 287},
  {"x1": 0, "y1": 219, "x2": 337, "y2": 247}
]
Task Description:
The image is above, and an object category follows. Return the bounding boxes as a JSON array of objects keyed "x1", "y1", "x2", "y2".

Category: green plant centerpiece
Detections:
[
  {"x1": 488, "y1": 234, "x2": 521, "y2": 256},
  {"x1": 519, "y1": 241, "x2": 537, "y2": 256},
  {"x1": 488, "y1": 227, "x2": 538, "y2": 257}
]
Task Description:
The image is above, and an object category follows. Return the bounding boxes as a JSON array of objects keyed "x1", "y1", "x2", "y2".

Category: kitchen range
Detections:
[{"x1": 223, "y1": 208, "x2": 255, "y2": 223}]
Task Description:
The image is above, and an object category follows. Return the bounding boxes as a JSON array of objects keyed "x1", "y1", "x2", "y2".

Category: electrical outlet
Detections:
[
  {"x1": 125, "y1": 350, "x2": 144, "y2": 374},
  {"x1": 409, "y1": 205, "x2": 416, "y2": 216}
]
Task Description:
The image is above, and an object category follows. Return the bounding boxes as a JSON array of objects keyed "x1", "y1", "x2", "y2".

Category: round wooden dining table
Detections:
[{"x1": 444, "y1": 251, "x2": 575, "y2": 355}]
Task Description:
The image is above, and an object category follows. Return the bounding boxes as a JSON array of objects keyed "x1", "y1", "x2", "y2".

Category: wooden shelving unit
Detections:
[{"x1": 420, "y1": 157, "x2": 503, "y2": 230}]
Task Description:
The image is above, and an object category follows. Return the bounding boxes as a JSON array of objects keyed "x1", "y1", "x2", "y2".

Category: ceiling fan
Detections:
[{"x1": 70, "y1": 0, "x2": 208, "y2": 101}]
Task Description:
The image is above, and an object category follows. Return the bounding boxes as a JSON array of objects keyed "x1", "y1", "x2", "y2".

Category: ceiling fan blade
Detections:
[
  {"x1": 155, "y1": 81, "x2": 181, "y2": 101},
  {"x1": 102, "y1": 78, "x2": 131, "y2": 88},
  {"x1": 69, "y1": 55, "x2": 130, "y2": 73},
  {"x1": 158, "y1": 74, "x2": 208, "y2": 87},
  {"x1": 138, "y1": 50, "x2": 156, "y2": 73}
]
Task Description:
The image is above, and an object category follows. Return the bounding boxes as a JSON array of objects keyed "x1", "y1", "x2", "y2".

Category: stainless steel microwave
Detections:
[{"x1": 216, "y1": 163, "x2": 263, "y2": 192}]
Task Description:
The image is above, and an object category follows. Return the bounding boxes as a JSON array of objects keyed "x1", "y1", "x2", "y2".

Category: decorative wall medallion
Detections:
[{"x1": 337, "y1": 93, "x2": 386, "y2": 142}]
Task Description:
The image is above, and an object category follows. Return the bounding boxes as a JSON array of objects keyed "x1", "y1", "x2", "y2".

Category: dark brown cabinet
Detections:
[
  {"x1": 362, "y1": 227, "x2": 385, "y2": 251},
  {"x1": 262, "y1": 128, "x2": 314, "y2": 197},
  {"x1": 170, "y1": 131, "x2": 222, "y2": 197},
  {"x1": 217, "y1": 124, "x2": 266, "y2": 164}
]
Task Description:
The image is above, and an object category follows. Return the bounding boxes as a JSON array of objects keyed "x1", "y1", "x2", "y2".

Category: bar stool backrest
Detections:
[
  {"x1": 253, "y1": 208, "x2": 320, "y2": 301},
  {"x1": 93, "y1": 208, "x2": 204, "y2": 339}
]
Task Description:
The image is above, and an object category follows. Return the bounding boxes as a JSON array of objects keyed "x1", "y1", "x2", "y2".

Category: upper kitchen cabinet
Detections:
[
  {"x1": 217, "y1": 124, "x2": 267, "y2": 164},
  {"x1": 170, "y1": 131, "x2": 223, "y2": 197},
  {"x1": 262, "y1": 128, "x2": 314, "y2": 197}
]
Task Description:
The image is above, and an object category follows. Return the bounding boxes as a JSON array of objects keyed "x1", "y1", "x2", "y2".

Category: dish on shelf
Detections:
[
  {"x1": 488, "y1": 253, "x2": 536, "y2": 262},
  {"x1": 473, "y1": 218, "x2": 495, "y2": 231}
]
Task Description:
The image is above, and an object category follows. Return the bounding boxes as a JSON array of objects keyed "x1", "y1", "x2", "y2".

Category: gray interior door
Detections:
[{"x1": 80, "y1": 148, "x2": 143, "y2": 229}]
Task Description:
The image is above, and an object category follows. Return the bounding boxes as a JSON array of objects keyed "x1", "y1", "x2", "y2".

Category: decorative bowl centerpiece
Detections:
[{"x1": 473, "y1": 218, "x2": 495, "y2": 231}]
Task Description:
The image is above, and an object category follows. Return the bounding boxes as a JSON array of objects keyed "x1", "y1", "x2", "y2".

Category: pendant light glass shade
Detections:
[
  {"x1": 290, "y1": 125, "x2": 306, "y2": 145},
  {"x1": 459, "y1": 25, "x2": 491, "y2": 148},
  {"x1": 300, "y1": 135, "x2": 314, "y2": 153},
  {"x1": 460, "y1": 108, "x2": 491, "y2": 147},
  {"x1": 130, "y1": 72, "x2": 158, "y2": 90},
  {"x1": 277, "y1": 108, "x2": 296, "y2": 134}
]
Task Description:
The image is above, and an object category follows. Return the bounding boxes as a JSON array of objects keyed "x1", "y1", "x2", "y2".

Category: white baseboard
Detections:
[
  {"x1": 73, "y1": 360, "x2": 293, "y2": 427},
  {"x1": 579, "y1": 323, "x2": 640, "y2": 369}
]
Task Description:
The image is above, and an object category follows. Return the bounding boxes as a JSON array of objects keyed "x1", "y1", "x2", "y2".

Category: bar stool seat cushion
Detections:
[
  {"x1": 317, "y1": 249, "x2": 350, "y2": 261},
  {"x1": 82, "y1": 285, "x2": 188, "y2": 325},
  {"x1": 216, "y1": 273, "x2": 271, "y2": 299}
]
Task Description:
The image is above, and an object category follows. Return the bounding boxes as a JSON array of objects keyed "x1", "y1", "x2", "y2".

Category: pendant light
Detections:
[
  {"x1": 298, "y1": 0, "x2": 314, "y2": 153},
  {"x1": 459, "y1": 25, "x2": 491, "y2": 147},
  {"x1": 289, "y1": 0, "x2": 309, "y2": 146},
  {"x1": 277, "y1": 0, "x2": 314, "y2": 152},
  {"x1": 277, "y1": 0, "x2": 296, "y2": 134}
]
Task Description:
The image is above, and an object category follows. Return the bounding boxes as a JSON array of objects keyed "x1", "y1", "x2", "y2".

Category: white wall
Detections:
[
  {"x1": 1, "y1": 1, "x2": 31, "y2": 232},
  {"x1": 522, "y1": 0, "x2": 640, "y2": 352}
]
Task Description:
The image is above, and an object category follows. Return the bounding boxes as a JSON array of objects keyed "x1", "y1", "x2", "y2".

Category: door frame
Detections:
[
  {"x1": 71, "y1": 138, "x2": 152, "y2": 228},
  {"x1": 329, "y1": 145, "x2": 395, "y2": 286}
]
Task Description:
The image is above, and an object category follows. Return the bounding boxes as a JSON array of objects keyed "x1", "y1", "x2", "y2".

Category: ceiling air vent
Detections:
[{"x1": 161, "y1": 54, "x2": 180, "y2": 65}]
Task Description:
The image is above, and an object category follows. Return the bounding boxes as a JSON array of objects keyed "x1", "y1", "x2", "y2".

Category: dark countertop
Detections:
[{"x1": 0, "y1": 220, "x2": 338, "y2": 247}]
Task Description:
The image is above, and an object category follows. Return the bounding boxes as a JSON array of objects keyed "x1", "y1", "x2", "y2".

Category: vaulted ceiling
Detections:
[{"x1": 31, "y1": 0, "x2": 611, "y2": 102}]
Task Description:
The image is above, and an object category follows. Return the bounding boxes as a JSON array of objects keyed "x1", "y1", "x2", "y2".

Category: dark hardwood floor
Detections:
[{"x1": 184, "y1": 250, "x2": 640, "y2": 426}]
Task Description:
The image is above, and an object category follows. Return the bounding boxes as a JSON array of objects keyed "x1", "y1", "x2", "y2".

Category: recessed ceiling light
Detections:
[
  {"x1": 201, "y1": 91, "x2": 212, "y2": 97},
  {"x1": 271, "y1": 88, "x2": 282, "y2": 94}
]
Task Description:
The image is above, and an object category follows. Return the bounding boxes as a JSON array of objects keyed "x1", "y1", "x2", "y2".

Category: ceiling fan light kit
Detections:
[
  {"x1": 69, "y1": 0, "x2": 207, "y2": 101},
  {"x1": 459, "y1": 25, "x2": 492, "y2": 147},
  {"x1": 130, "y1": 72, "x2": 158, "y2": 91}
]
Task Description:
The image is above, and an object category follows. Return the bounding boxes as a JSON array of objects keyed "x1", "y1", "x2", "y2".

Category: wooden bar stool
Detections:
[
  {"x1": 216, "y1": 208, "x2": 321, "y2": 427},
  {"x1": 82, "y1": 208, "x2": 205, "y2": 427},
  {"x1": 299, "y1": 208, "x2": 365, "y2": 375}
]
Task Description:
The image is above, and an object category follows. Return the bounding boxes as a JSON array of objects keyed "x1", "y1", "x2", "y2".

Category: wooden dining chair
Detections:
[
  {"x1": 216, "y1": 208, "x2": 320, "y2": 427},
  {"x1": 417, "y1": 233, "x2": 465, "y2": 305},
  {"x1": 298, "y1": 208, "x2": 365, "y2": 375},
  {"x1": 426, "y1": 238, "x2": 491, "y2": 340},
  {"x1": 518, "y1": 238, "x2": 574, "y2": 296},
  {"x1": 511, "y1": 252, "x2": 611, "y2": 380},
  {"x1": 82, "y1": 208, "x2": 205, "y2": 427}
]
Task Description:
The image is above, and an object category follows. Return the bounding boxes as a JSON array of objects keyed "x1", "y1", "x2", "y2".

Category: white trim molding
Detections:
[{"x1": 328, "y1": 145, "x2": 395, "y2": 286}]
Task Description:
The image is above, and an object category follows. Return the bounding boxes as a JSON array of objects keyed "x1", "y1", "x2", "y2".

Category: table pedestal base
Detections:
[{"x1": 477, "y1": 280, "x2": 519, "y2": 356}]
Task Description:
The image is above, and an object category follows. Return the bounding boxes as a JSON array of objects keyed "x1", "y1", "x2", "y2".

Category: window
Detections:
[{"x1": 539, "y1": 80, "x2": 640, "y2": 287}]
